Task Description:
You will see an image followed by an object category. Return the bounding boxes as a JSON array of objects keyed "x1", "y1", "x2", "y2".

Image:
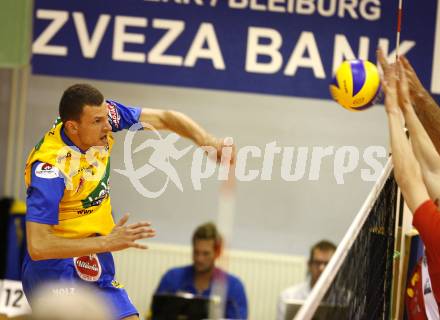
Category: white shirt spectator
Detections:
[{"x1": 277, "y1": 281, "x2": 311, "y2": 320}]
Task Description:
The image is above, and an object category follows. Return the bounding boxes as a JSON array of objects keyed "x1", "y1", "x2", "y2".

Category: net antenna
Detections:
[
  {"x1": 294, "y1": 158, "x2": 395, "y2": 320},
  {"x1": 209, "y1": 138, "x2": 236, "y2": 319},
  {"x1": 395, "y1": 0, "x2": 403, "y2": 60}
]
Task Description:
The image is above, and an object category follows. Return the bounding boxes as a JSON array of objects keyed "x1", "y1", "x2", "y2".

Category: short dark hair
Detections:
[
  {"x1": 192, "y1": 222, "x2": 222, "y2": 249},
  {"x1": 309, "y1": 240, "x2": 336, "y2": 262},
  {"x1": 59, "y1": 84, "x2": 104, "y2": 122}
]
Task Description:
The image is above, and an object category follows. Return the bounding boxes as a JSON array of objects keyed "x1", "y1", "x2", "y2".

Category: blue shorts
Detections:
[{"x1": 22, "y1": 252, "x2": 138, "y2": 320}]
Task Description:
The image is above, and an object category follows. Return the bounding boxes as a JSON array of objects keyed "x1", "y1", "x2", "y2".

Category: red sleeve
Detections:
[{"x1": 413, "y1": 199, "x2": 440, "y2": 303}]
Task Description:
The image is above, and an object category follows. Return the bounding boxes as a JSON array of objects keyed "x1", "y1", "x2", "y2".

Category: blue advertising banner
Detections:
[{"x1": 32, "y1": 0, "x2": 440, "y2": 100}]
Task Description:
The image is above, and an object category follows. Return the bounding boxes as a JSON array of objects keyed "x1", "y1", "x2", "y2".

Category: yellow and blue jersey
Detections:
[
  {"x1": 25, "y1": 99, "x2": 141, "y2": 238},
  {"x1": 22, "y1": 100, "x2": 142, "y2": 320}
]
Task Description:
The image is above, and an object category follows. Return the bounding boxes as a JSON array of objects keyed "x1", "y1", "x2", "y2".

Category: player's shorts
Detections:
[{"x1": 22, "y1": 251, "x2": 138, "y2": 320}]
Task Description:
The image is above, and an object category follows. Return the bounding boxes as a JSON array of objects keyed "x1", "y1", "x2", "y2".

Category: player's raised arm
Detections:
[
  {"x1": 379, "y1": 51, "x2": 440, "y2": 201},
  {"x1": 105, "y1": 99, "x2": 236, "y2": 164},
  {"x1": 396, "y1": 61, "x2": 440, "y2": 201},
  {"x1": 377, "y1": 49, "x2": 429, "y2": 212},
  {"x1": 139, "y1": 108, "x2": 216, "y2": 146},
  {"x1": 139, "y1": 108, "x2": 236, "y2": 164},
  {"x1": 400, "y1": 56, "x2": 440, "y2": 154}
]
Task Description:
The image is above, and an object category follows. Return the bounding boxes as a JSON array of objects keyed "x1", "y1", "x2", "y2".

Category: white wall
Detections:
[{"x1": 22, "y1": 74, "x2": 388, "y2": 256}]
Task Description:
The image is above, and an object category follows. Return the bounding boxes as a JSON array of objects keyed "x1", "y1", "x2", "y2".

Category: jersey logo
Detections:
[
  {"x1": 107, "y1": 101, "x2": 121, "y2": 129},
  {"x1": 81, "y1": 161, "x2": 111, "y2": 209},
  {"x1": 73, "y1": 254, "x2": 102, "y2": 282},
  {"x1": 35, "y1": 162, "x2": 60, "y2": 179}
]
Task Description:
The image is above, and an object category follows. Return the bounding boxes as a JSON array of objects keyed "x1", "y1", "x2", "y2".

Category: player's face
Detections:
[
  {"x1": 193, "y1": 239, "x2": 217, "y2": 274},
  {"x1": 309, "y1": 249, "x2": 335, "y2": 287},
  {"x1": 77, "y1": 103, "x2": 112, "y2": 149}
]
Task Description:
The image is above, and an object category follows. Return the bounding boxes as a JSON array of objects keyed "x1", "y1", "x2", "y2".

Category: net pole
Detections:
[{"x1": 293, "y1": 158, "x2": 394, "y2": 320}]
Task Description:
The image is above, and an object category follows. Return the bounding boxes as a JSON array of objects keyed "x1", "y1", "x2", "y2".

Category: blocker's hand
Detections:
[
  {"x1": 400, "y1": 55, "x2": 429, "y2": 103},
  {"x1": 377, "y1": 49, "x2": 401, "y2": 116},
  {"x1": 105, "y1": 213, "x2": 156, "y2": 251},
  {"x1": 377, "y1": 49, "x2": 413, "y2": 117}
]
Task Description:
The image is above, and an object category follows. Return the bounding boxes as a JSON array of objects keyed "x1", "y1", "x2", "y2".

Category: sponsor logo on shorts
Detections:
[
  {"x1": 73, "y1": 254, "x2": 102, "y2": 282},
  {"x1": 52, "y1": 287, "x2": 76, "y2": 296},
  {"x1": 35, "y1": 162, "x2": 60, "y2": 179},
  {"x1": 107, "y1": 101, "x2": 121, "y2": 129}
]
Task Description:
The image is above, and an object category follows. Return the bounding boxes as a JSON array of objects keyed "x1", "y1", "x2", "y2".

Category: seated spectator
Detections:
[
  {"x1": 153, "y1": 222, "x2": 248, "y2": 319},
  {"x1": 277, "y1": 240, "x2": 336, "y2": 320}
]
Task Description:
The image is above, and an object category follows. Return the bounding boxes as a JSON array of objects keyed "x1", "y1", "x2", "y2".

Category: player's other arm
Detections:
[
  {"x1": 27, "y1": 213, "x2": 155, "y2": 260},
  {"x1": 378, "y1": 50, "x2": 429, "y2": 212},
  {"x1": 401, "y1": 56, "x2": 440, "y2": 155},
  {"x1": 397, "y1": 69, "x2": 440, "y2": 200}
]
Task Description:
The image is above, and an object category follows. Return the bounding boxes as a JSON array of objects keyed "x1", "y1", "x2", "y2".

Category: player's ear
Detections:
[
  {"x1": 64, "y1": 120, "x2": 79, "y2": 134},
  {"x1": 214, "y1": 239, "x2": 223, "y2": 259}
]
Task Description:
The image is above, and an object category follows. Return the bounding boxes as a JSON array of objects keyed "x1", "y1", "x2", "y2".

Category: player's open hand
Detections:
[
  {"x1": 396, "y1": 61, "x2": 415, "y2": 115},
  {"x1": 400, "y1": 55, "x2": 427, "y2": 102},
  {"x1": 106, "y1": 213, "x2": 156, "y2": 251},
  {"x1": 377, "y1": 49, "x2": 401, "y2": 116}
]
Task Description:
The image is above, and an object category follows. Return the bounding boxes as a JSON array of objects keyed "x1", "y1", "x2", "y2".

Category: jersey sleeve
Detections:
[
  {"x1": 26, "y1": 161, "x2": 65, "y2": 225},
  {"x1": 413, "y1": 199, "x2": 440, "y2": 302},
  {"x1": 106, "y1": 99, "x2": 142, "y2": 132},
  {"x1": 413, "y1": 200, "x2": 440, "y2": 262}
]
